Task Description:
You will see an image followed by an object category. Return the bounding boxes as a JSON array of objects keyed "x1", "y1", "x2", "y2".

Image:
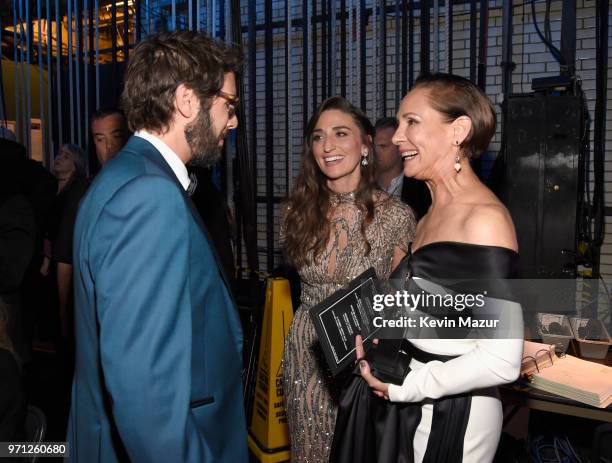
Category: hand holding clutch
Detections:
[{"x1": 355, "y1": 335, "x2": 390, "y2": 400}]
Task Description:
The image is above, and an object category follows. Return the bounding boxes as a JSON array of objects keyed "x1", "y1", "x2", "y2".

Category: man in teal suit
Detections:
[{"x1": 67, "y1": 31, "x2": 247, "y2": 462}]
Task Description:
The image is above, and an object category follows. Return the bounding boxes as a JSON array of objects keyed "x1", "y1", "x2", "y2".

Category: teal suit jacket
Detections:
[{"x1": 67, "y1": 136, "x2": 247, "y2": 462}]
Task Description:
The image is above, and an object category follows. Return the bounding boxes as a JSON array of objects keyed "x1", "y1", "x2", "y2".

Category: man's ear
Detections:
[
  {"x1": 452, "y1": 115, "x2": 472, "y2": 144},
  {"x1": 175, "y1": 84, "x2": 197, "y2": 119}
]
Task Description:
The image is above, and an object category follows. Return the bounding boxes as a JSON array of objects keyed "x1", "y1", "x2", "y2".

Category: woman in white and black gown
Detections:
[{"x1": 332, "y1": 73, "x2": 524, "y2": 463}]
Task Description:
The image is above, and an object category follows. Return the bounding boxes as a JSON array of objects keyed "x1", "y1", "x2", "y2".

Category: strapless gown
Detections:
[{"x1": 331, "y1": 242, "x2": 524, "y2": 463}]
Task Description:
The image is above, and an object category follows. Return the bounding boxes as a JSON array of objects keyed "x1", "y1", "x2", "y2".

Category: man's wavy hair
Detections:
[
  {"x1": 121, "y1": 30, "x2": 243, "y2": 133},
  {"x1": 283, "y1": 96, "x2": 379, "y2": 269}
]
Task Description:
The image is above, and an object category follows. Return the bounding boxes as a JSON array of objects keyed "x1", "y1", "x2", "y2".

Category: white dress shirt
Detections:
[{"x1": 134, "y1": 130, "x2": 190, "y2": 191}]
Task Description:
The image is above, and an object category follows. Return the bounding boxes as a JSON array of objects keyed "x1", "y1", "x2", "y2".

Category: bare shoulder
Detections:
[{"x1": 463, "y1": 202, "x2": 518, "y2": 251}]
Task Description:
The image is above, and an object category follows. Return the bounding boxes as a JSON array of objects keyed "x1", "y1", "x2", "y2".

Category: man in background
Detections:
[
  {"x1": 374, "y1": 117, "x2": 431, "y2": 220},
  {"x1": 90, "y1": 108, "x2": 129, "y2": 166}
]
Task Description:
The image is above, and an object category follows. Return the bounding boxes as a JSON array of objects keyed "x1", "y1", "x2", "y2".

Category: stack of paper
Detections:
[{"x1": 521, "y1": 341, "x2": 612, "y2": 408}]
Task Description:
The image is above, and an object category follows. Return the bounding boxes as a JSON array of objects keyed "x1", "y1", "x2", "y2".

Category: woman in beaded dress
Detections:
[{"x1": 281, "y1": 96, "x2": 416, "y2": 462}]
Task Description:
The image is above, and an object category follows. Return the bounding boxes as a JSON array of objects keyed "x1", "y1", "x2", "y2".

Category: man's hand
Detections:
[
  {"x1": 40, "y1": 256, "x2": 50, "y2": 276},
  {"x1": 355, "y1": 335, "x2": 390, "y2": 400}
]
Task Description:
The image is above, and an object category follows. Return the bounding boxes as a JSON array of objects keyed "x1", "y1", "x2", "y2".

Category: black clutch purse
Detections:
[
  {"x1": 364, "y1": 338, "x2": 412, "y2": 385},
  {"x1": 309, "y1": 268, "x2": 412, "y2": 385}
]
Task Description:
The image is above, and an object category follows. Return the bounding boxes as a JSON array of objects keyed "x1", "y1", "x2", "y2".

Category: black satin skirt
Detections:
[
  {"x1": 330, "y1": 345, "x2": 472, "y2": 463},
  {"x1": 331, "y1": 242, "x2": 517, "y2": 462}
]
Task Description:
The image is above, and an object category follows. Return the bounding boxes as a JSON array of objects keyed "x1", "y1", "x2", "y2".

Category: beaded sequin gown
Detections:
[{"x1": 282, "y1": 192, "x2": 416, "y2": 462}]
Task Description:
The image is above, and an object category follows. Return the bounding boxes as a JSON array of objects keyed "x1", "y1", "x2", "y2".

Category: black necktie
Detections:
[{"x1": 186, "y1": 172, "x2": 198, "y2": 197}]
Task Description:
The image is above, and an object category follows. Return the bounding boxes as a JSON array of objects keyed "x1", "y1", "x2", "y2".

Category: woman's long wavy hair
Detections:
[{"x1": 283, "y1": 96, "x2": 379, "y2": 268}]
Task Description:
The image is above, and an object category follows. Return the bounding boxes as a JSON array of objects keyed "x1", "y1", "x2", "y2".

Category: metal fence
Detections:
[
  {"x1": 1, "y1": 1, "x2": 608, "y2": 277},
  {"x1": 1, "y1": 0, "x2": 226, "y2": 171}
]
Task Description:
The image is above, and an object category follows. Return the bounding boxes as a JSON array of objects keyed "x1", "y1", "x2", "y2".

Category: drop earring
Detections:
[
  {"x1": 454, "y1": 155, "x2": 462, "y2": 173},
  {"x1": 361, "y1": 150, "x2": 369, "y2": 166},
  {"x1": 453, "y1": 140, "x2": 462, "y2": 172}
]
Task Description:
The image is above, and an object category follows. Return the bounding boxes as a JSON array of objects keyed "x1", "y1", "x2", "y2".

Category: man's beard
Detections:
[{"x1": 184, "y1": 107, "x2": 225, "y2": 168}]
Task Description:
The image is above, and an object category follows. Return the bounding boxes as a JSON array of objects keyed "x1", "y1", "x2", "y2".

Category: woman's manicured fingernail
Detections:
[{"x1": 359, "y1": 360, "x2": 366, "y2": 369}]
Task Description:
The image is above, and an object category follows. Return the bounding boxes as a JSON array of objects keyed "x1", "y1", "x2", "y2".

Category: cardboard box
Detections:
[
  {"x1": 536, "y1": 313, "x2": 574, "y2": 354},
  {"x1": 569, "y1": 318, "x2": 612, "y2": 359}
]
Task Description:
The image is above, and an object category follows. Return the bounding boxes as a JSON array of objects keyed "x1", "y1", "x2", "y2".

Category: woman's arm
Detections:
[{"x1": 356, "y1": 325, "x2": 523, "y2": 402}]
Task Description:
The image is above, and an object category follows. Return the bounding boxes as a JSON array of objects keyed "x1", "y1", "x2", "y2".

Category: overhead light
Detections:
[{"x1": 104, "y1": 0, "x2": 133, "y2": 9}]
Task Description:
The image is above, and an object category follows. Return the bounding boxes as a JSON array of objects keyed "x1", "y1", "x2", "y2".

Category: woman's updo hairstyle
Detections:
[{"x1": 413, "y1": 73, "x2": 496, "y2": 159}]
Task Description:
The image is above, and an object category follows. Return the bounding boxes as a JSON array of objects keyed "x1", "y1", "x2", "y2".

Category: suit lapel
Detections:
[{"x1": 132, "y1": 137, "x2": 237, "y2": 307}]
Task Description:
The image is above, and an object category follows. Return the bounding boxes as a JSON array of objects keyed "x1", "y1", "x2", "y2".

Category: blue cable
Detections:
[{"x1": 529, "y1": 435, "x2": 582, "y2": 463}]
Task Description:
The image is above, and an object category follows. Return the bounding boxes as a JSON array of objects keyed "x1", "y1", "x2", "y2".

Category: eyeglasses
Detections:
[{"x1": 217, "y1": 91, "x2": 239, "y2": 118}]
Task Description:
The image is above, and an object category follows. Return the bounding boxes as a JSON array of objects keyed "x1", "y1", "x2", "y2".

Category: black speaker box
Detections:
[{"x1": 498, "y1": 94, "x2": 583, "y2": 278}]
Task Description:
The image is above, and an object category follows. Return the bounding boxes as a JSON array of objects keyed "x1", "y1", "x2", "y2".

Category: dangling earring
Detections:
[
  {"x1": 454, "y1": 155, "x2": 462, "y2": 173},
  {"x1": 454, "y1": 140, "x2": 461, "y2": 173},
  {"x1": 361, "y1": 150, "x2": 369, "y2": 166}
]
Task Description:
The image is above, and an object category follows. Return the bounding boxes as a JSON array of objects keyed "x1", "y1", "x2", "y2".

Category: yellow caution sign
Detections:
[{"x1": 248, "y1": 277, "x2": 294, "y2": 463}]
